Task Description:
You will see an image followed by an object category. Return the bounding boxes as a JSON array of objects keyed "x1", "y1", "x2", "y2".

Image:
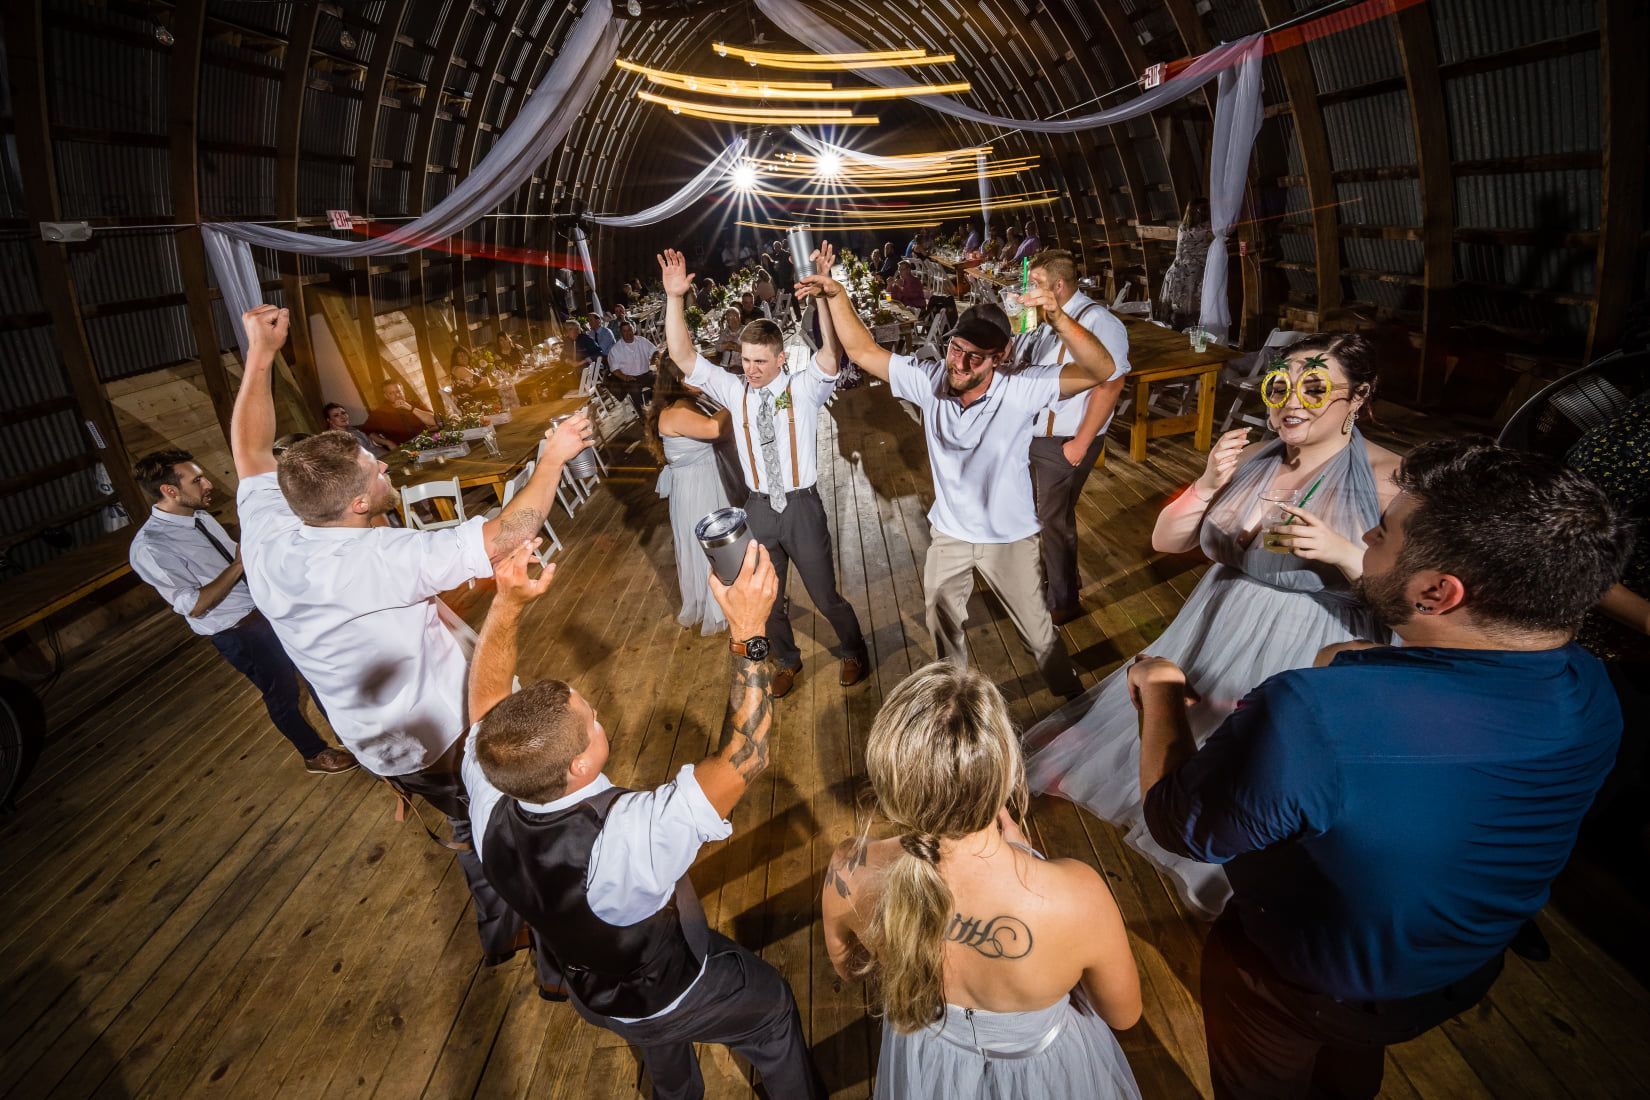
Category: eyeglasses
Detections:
[
  {"x1": 946, "y1": 339, "x2": 996, "y2": 369},
  {"x1": 1260, "y1": 365, "x2": 1336, "y2": 410}
]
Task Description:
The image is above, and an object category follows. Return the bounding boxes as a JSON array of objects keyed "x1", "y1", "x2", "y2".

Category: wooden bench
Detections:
[{"x1": 0, "y1": 526, "x2": 138, "y2": 646}]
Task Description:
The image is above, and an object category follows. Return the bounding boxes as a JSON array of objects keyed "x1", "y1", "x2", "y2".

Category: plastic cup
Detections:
[{"x1": 1259, "y1": 488, "x2": 1304, "y2": 553}]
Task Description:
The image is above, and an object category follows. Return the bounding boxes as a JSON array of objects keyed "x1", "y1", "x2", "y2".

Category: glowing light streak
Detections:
[{"x1": 615, "y1": 58, "x2": 969, "y2": 99}]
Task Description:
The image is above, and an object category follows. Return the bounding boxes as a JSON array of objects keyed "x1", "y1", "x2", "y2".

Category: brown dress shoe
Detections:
[
  {"x1": 839, "y1": 655, "x2": 869, "y2": 687},
  {"x1": 304, "y1": 747, "x2": 359, "y2": 775},
  {"x1": 1049, "y1": 606, "x2": 1083, "y2": 627},
  {"x1": 771, "y1": 664, "x2": 799, "y2": 699}
]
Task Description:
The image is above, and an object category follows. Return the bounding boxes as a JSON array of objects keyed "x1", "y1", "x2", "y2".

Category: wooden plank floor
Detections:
[{"x1": 3, "y1": 384, "x2": 1648, "y2": 1099}]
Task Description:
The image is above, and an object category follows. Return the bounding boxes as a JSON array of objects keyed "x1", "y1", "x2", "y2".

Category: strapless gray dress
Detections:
[{"x1": 1024, "y1": 430, "x2": 1389, "y2": 916}]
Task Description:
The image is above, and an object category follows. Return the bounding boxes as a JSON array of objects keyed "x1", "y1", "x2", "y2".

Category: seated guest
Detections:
[
  {"x1": 449, "y1": 345, "x2": 482, "y2": 395},
  {"x1": 606, "y1": 319, "x2": 659, "y2": 418},
  {"x1": 715, "y1": 307, "x2": 744, "y2": 353},
  {"x1": 982, "y1": 226, "x2": 1005, "y2": 261},
  {"x1": 962, "y1": 219, "x2": 981, "y2": 254},
  {"x1": 585, "y1": 312, "x2": 615, "y2": 358},
  {"x1": 492, "y1": 329, "x2": 521, "y2": 367},
  {"x1": 753, "y1": 268, "x2": 777, "y2": 309},
  {"x1": 230, "y1": 304, "x2": 595, "y2": 978},
  {"x1": 1133, "y1": 437, "x2": 1631, "y2": 1099},
  {"x1": 1003, "y1": 227, "x2": 1024, "y2": 262},
  {"x1": 879, "y1": 241, "x2": 900, "y2": 278},
  {"x1": 1012, "y1": 220, "x2": 1043, "y2": 261},
  {"x1": 359, "y1": 380, "x2": 436, "y2": 446},
  {"x1": 888, "y1": 260, "x2": 927, "y2": 310},
  {"x1": 323, "y1": 402, "x2": 387, "y2": 456},
  {"x1": 904, "y1": 231, "x2": 931, "y2": 261},
  {"x1": 465, "y1": 541, "x2": 826, "y2": 1099},
  {"x1": 608, "y1": 302, "x2": 631, "y2": 342},
  {"x1": 738, "y1": 291, "x2": 766, "y2": 324},
  {"x1": 823, "y1": 661, "x2": 1143, "y2": 1098},
  {"x1": 573, "y1": 319, "x2": 604, "y2": 370},
  {"x1": 128, "y1": 449, "x2": 356, "y2": 776}
]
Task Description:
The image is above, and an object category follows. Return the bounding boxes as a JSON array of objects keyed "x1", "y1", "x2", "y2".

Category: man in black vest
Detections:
[{"x1": 462, "y1": 538, "x2": 825, "y2": 1100}]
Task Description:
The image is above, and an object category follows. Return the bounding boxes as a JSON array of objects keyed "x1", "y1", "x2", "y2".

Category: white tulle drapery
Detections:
[
  {"x1": 203, "y1": 0, "x2": 618, "y2": 357},
  {"x1": 585, "y1": 137, "x2": 748, "y2": 228},
  {"x1": 753, "y1": 0, "x2": 1264, "y2": 339}
]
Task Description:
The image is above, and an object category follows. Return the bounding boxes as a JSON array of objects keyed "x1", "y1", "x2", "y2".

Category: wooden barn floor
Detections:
[{"x1": 3, "y1": 382, "x2": 1648, "y2": 1099}]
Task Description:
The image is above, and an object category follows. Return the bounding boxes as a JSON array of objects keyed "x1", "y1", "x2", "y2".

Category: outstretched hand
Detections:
[
  {"x1": 794, "y1": 272, "x2": 844, "y2": 302},
  {"x1": 495, "y1": 538, "x2": 554, "y2": 605},
  {"x1": 806, "y1": 240, "x2": 837, "y2": 280},
  {"x1": 242, "y1": 305, "x2": 290, "y2": 356},
  {"x1": 709, "y1": 541, "x2": 778, "y2": 638},
  {"x1": 657, "y1": 249, "x2": 696, "y2": 297}
]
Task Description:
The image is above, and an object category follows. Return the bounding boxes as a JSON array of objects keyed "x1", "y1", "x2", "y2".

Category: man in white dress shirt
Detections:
[
  {"x1": 659, "y1": 248, "x2": 870, "y2": 698},
  {"x1": 798, "y1": 241, "x2": 1120, "y2": 699},
  {"x1": 128, "y1": 449, "x2": 356, "y2": 774},
  {"x1": 228, "y1": 302, "x2": 594, "y2": 969},
  {"x1": 464, "y1": 540, "x2": 824, "y2": 1100},
  {"x1": 605, "y1": 320, "x2": 658, "y2": 419},
  {"x1": 1011, "y1": 250, "x2": 1131, "y2": 623}
]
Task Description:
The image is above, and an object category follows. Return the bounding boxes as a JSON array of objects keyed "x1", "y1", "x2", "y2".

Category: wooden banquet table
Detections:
[
  {"x1": 385, "y1": 391, "x2": 588, "y2": 516},
  {"x1": 1118, "y1": 319, "x2": 1241, "y2": 462}
]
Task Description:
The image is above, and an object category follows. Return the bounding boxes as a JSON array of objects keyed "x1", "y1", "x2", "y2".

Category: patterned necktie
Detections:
[{"x1": 756, "y1": 392, "x2": 788, "y2": 514}]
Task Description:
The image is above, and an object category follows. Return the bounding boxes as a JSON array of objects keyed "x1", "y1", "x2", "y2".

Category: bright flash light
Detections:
[
  {"x1": 732, "y1": 163, "x2": 760, "y2": 190},
  {"x1": 816, "y1": 151, "x2": 843, "y2": 178}
]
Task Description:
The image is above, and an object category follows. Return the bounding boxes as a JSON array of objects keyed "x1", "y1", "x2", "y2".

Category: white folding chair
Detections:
[
  {"x1": 870, "y1": 322, "x2": 904, "y2": 351},
  {"x1": 1111, "y1": 284, "x2": 1152, "y2": 318},
  {"x1": 400, "y1": 477, "x2": 466, "y2": 531},
  {"x1": 1219, "y1": 328, "x2": 1312, "y2": 433},
  {"x1": 538, "y1": 438, "x2": 593, "y2": 518}
]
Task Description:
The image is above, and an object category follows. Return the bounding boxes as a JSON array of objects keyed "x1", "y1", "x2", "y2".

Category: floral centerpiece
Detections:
[
  {"x1": 404, "y1": 426, "x2": 469, "y2": 464},
  {"x1": 684, "y1": 305, "x2": 705, "y2": 332}
]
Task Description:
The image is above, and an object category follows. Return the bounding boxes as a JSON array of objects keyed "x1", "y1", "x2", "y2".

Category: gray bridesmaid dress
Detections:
[
  {"x1": 657, "y1": 433, "x2": 730, "y2": 635},
  {"x1": 1023, "y1": 430, "x2": 1389, "y2": 917}
]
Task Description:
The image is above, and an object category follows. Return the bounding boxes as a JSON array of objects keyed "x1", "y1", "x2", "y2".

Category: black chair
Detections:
[{"x1": 1496, "y1": 350, "x2": 1650, "y2": 460}]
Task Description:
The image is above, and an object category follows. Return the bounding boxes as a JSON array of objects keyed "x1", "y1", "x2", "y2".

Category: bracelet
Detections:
[{"x1": 1189, "y1": 481, "x2": 1215, "y2": 503}]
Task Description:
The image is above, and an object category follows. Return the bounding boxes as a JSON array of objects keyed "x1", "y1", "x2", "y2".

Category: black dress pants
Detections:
[
  {"x1": 388, "y1": 741, "x2": 559, "y2": 986},
  {"x1": 570, "y1": 932, "x2": 825, "y2": 1100},
  {"x1": 1030, "y1": 433, "x2": 1107, "y2": 614},
  {"x1": 744, "y1": 486, "x2": 867, "y2": 669},
  {"x1": 1202, "y1": 913, "x2": 1504, "y2": 1099},
  {"x1": 210, "y1": 610, "x2": 329, "y2": 759}
]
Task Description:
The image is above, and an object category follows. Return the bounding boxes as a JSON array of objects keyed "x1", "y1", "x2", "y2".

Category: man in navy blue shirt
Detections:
[{"x1": 1132, "y1": 438, "x2": 1632, "y2": 1098}]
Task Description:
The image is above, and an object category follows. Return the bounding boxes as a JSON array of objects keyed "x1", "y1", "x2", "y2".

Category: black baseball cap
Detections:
[{"x1": 949, "y1": 304, "x2": 1013, "y2": 352}]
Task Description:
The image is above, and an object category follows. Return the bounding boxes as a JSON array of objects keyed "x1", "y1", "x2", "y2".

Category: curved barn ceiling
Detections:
[{"x1": 0, "y1": 0, "x2": 1643, "y2": 574}]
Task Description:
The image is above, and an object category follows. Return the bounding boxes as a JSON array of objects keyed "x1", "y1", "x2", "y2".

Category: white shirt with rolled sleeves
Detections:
[
  {"x1": 887, "y1": 354, "x2": 1065, "y2": 543},
  {"x1": 1014, "y1": 291, "x2": 1132, "y2": 438},
  {"x1": 606, "y1": 335, "x2": 658, "y2": 378},
  {"x1": 462, "y1": 740, "x2": 732, "y2": 1022},
  {"x1": 685, "y1": 353, "x2": 838, "y2": 493},
  {"x1": 128, "y1": 507, "x2": 258, "y2": 636},
  {"x1": 235, "y1": 472, "x2": 494, "y2": 776}
]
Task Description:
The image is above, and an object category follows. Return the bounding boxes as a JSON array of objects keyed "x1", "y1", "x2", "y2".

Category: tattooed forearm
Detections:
[
  {"x1": 491, "y1": 506, "x2": 548, "y2": 562},
  {"x1": 719, "y1": 653, "x2": 774, "y2": 780},
  {"x1": 824, "y1": 836, "x2": 869, "y2": 899},
  {"x1": 945, "y1": 913, "x2": 1033, "y2": 959}
]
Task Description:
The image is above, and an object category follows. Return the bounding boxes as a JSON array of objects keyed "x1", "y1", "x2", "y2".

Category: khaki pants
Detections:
[{"x1": 923, "y1": 529, "x2": 1081, "y2": 697}]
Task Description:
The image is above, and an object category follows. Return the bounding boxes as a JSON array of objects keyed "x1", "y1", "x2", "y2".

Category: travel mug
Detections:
[
  {"x1": 787, "y1": 226, "x2": 816, "y2": 277},
  {"x1": 550, "y1": 413, "x2": 600, "y2": 479},
  {"x1": 696, "y1": 507, "x2": 752, "y2": 586}
]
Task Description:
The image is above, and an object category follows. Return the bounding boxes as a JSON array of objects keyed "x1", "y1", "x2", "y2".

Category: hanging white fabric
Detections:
[
  {"x1": 753, "y1": 0, "x2": 1264, "y2": 340},
  {"x1": 586, "y1": 137, "x2": 748, "y2": 227},
  {"x1": 203, "y1": 0, "x2": 619, "y2": 357},
  {"x1": 572, "y1": 228, "x2": 604, "y2": 318},
  {"x1": 789, "y1": 129, "x2": 952, "y2": 171}
]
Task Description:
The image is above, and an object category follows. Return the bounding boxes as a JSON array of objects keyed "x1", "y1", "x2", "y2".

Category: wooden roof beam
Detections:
[{"x1": 1587, "y1": 0, "x2": 1648, "y2": 359}]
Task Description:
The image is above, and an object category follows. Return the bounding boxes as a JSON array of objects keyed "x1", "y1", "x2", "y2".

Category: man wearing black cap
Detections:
[{"x1": 797, "y1": 242, "x2": 1117, "y2": 699}]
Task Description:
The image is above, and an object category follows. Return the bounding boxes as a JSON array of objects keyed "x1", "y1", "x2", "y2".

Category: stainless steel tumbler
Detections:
[
  {"x1": 787, "y1": 226, "x2": 816, "y2": 277},
  {"x1": 550, "y1": 413, "x2": 600, "y2": 479},
  {"x1": 695, "y1": 507, "x2": 752, "y2": 586}
]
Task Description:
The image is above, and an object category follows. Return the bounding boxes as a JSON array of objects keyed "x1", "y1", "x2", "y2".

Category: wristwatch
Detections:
[{"x1": 731, "y1": 635, "x2": 770, "y2": 662}]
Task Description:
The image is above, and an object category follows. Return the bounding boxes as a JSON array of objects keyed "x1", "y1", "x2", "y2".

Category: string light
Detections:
[
  {"x1": 713, "y1": 43, "x2": 957, "y2": 70},
  {"x1": 741, "y1": 184, "x2": 963, "y2": 199},
  {"x1": 636, "y1": 90, "x2": 878, "y2": 125},
  {"x1": 815, "y1": 151, "x2": 843, "y2": 178},
  {"x1": 731, "y1": 163, "x2": 760, "y2": 191},
  {"x1": 615, "y1": 58, "x2": 970, "y2": 100}
]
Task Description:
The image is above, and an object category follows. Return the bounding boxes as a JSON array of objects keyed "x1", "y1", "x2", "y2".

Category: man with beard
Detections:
[
  {"x1": 129, "y1": 449, "x2": 356, "y2": 774},
  {"x1": 796, "y1": 241, "x2": 1119, "y2": 699},
  {"x1": 229, "y1": 303, "x2": 594, "y2": 977},
  {"x1": 1128, "y1": 438, "x2": 1631, "y2": 1099}
]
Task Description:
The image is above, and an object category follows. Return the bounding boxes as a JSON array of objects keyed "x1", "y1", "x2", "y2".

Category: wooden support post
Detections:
[
  {"x1": 1393, "y1": 0, "x2": 1457, "y2": 404},
  {"x1": 1, "y1": 0, "x2": 147, "y2": 520},
  {"x1": 1257, "y1": 0, "x2": 1344, "y2": 316},
  {"x1": 167, "y1": 0, "x2": 234, "y2": 444},
  {"x1": 274, "y1": 0, "x2": 323, "y2": 421},
  {"x1": 407, "y1": 0, "x2": 469, "y2": 389},
  {"x1": 1587, "y1": 0, "x2": 1649, "y2": 360},
  {"x1": 352, "y1": 0, "x2": 413, "y2": 404}
]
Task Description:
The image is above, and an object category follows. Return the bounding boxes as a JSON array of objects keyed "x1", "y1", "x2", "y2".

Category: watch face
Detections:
[{"x1": 743, "y1": 636, "x2": 770, "y2": 661}]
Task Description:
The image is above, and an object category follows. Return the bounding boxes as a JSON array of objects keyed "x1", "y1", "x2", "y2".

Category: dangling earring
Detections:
[{"x1": 1342, "y1": 405, "x2": 1357, "y2": 435}]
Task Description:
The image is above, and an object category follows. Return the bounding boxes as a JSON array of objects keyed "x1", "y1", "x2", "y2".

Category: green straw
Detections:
[{"x1": 1281, "y1": 472, "x2": 1326, "y2": 527}]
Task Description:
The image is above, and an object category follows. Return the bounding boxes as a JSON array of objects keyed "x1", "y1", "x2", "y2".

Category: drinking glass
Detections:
[
  {"x1": 1000, "y1": 289, "x2": 1026, "y2": 320},
  {"x1": 1259, "y1": 488, "x2": 1304, "y2": 553},
  {"x1": 1188, "y1": 326, "x2": 1211, "y2": 353}
]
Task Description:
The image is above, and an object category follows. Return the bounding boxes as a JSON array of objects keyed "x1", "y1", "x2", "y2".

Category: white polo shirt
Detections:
[
  {"x1": 686, "y1": 353, "x2": 838, "y2": 493},
  {"x1": 1012, "y1": 291, "x2": 1132, "y2": 437},
  {"x1": 888, "y1": 354, "x2": 1064, "y2": 543},
  {"x1": 607, "y1": 335, "x2": 658, "y2": 378},
  {"x1": 237, "y1": 472, "x2": 494, "y2": 776}
]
